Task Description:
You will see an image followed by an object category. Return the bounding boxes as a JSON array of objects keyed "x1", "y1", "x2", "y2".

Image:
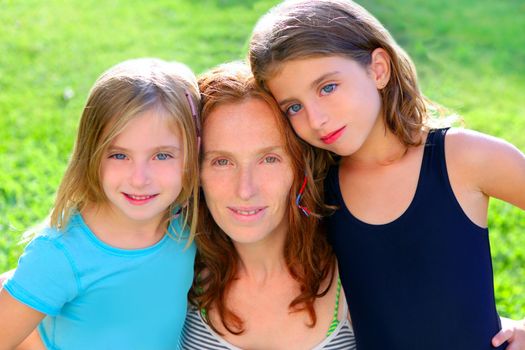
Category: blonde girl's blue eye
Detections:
[
  {"x1": 321, "y1": 83, "x2": 336, "y2": 95},
  {"x1": 286, "y1": 103, "x2": 302, "y2": 116},
  {"x1": 155, "y1": 153, "x2": 172, "y2": 160},
  {"x1": 110, "y1": 153, "x2": 127, "y2": 160}
]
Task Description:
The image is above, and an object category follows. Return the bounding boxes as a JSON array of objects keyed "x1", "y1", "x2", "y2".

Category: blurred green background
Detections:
[{"x1": 1, "y1": 0, "x2": 523, "y2": 317}]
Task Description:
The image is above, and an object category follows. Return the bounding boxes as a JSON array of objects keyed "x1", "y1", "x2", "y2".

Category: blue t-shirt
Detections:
[{"x1": 5, "y1": 213, "x2": 195, "y2": 350}]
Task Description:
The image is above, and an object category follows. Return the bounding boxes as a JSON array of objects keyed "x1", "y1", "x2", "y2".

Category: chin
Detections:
[{"x1": 230, "y1": 230, "x2": 269, "y2": 245}]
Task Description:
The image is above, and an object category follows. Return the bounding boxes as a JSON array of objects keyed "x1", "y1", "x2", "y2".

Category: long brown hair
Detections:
[
  {"x1": 189, "y1": 61, "x2": 335, "y2": 334},
  {"x1": 249, "y1": 0, "x2": 452, "y2": 147},
  {"x1": 50, "y1": 58, "x2": 200, "y2": 241}
]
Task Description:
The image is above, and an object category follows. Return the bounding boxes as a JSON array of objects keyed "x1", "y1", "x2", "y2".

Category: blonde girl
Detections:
[{"x1": 0, "y1": 58, "x2": 200, "y2": 350}]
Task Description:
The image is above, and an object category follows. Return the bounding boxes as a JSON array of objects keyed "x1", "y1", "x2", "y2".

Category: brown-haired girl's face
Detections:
[
  {"x1": 266, "y1": 54, "x2": 386, "y2": 157},
  {"x1": 99, "y1": 109, "x2": 184, "y2": 228},
  {"x1": 200, "y1": 98, "x2": 294, "y2": 247}
]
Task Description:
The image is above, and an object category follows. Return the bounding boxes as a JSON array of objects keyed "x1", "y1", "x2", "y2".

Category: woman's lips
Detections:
[{"x1": 228, "y1": 207, "x2": 266, "y2": 222}]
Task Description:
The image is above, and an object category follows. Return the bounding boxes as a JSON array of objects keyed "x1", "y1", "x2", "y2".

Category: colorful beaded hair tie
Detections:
[{"x1": 296, "y1": 174, "x2": 311, "y2": 216}]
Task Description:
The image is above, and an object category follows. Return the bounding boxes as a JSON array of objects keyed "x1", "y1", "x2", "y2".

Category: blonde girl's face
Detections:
[
  {"x1": 266, "y1": 52, "x2": 388, "y2": 157},
  {"x1": 99, "y1": 109, "x2": 184, "y2": 228},
  {"x1": 200, "y1": 98, "x2": 294, "y2": 247}
]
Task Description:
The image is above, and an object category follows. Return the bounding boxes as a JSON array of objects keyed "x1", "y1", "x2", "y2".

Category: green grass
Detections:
[{"x1": 1, "y1": 0, "x2": 523, "y2": 318}]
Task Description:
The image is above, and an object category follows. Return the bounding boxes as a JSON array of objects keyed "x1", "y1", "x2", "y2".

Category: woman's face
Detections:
[{"x1": 200, "y1": 98, "x2": 294, "y2": 247}]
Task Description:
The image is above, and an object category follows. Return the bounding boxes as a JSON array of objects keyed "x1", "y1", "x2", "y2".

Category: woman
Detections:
[{"x1": 179, "y1": 61, "x2": 355, "y2": 349}]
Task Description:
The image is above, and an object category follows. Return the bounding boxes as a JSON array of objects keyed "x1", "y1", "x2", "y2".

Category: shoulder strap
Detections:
[{"x1": 327, "y1": 277, "x2": 342, "y2": 336}]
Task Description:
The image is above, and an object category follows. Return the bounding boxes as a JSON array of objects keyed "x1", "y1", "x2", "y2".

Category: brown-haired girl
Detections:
[{"x1": 249, "y1": 1, "x2": 525, "y2": 349}]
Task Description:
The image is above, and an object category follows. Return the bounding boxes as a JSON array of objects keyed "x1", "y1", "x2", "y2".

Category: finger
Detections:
[{"x1": 492, "y1": 328, "x2": 513, "y2": 347}]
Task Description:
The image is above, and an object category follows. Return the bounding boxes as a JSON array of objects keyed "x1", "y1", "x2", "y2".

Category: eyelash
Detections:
[
  {"x1": 109, "y1": 153, "x2": 127, "y2": 160},
  {"x1": 284, "y1": 83, "x2": 338, "y2": 117},
  {"x1": 108, "y1": 153, "x2": 173, "y2": 160},
  {"x1": 210, "y1": 155, "x2": 280, "y2": 167},
  {"x1": 212, "y1": 158, "x2": 230, "y2": 167},
  {"x1": 285, "y1": 103, "x2": 303, "y2": 117},
  {"x1": 154, "y1": 153, "x2": 173, "y2": 160},
  {"x1": 262, "y1": 155, "x2": 279, "y2": 164},
  {"x1": 320, "y1": 83, "x2": 337, "y2": 95}
]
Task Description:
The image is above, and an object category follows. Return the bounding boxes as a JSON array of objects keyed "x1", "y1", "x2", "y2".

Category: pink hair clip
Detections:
[{"x1": 185, "y1": 90, "x2": 201, "y2": 150}]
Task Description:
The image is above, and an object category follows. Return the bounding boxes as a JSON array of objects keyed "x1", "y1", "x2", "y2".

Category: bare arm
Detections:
[
  {"x1": 449, "y1": 129, "x2": 525, "y2": 209},
  {"x1": 15, "y1": 329, "x2": 46, "y2": 350},
  {"x1": 445, "y1": 129, "x2": 525, "y2": 230},
  {"x1": 0, "y1": 269, "x2": 47, "y2": 350},
  {"x1": 476, "y1": 136, "x2": 525, "y2": 209},
  {"x1": 0, "y1": 289, "x2": 45, "y2": 350}
]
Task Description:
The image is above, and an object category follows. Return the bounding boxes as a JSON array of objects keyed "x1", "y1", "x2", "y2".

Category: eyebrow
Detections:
[
  {"x1": 203, "y1": 145, "x2": 284, "y2": 159},
  {"x1": 107, "y1": 145, "x2": 181, "y2": 153},
  {"x1": 277, "y1": 71, "x2": 341, "y2": 108}
]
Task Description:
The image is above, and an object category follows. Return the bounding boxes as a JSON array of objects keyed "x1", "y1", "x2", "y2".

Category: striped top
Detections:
[{"x1": 179, "y1": 298, "x2": 356, "y2": 349}]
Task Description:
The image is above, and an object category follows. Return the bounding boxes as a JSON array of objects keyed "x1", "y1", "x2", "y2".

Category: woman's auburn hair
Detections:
[
  {"x1": 49, "y1": 58, "x2": 201, "y2": 242},
  {"x1": 189, "y1": 61, "x2": 336, "y2": 335},
  {"x1": 249, "y1": 0, "x2": 453, "y2": 148}
]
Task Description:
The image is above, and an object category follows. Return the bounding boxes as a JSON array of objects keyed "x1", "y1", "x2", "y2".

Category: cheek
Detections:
[
  {"x1": 201, "y1": 174, "x2": 227, "y2": 209},
  {"x1": 201, "y1": 187, "x2": 228, "y2": 229},
  {"x1": 158, "y1": 161, "x2": 183, "y2": 184},
  {"x1": 357, "y1": 84, "x2": 382, "y2": 117},
  {"x1": 99, "y1": 163, "x2": 120, "y2": 185},
  {"x1": 289, "y1": 118, "x2": 314, "y2": 142},
  {"x1": 268, "y1": 169, "x2": 294, "y2": 207}
]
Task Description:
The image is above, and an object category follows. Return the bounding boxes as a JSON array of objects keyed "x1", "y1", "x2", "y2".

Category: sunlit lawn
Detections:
[{"x1": 1, "y1": 0, "x2": 523, "y2": 317}]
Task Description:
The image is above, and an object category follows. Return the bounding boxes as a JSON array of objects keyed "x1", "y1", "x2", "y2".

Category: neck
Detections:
[
  {"x1": 234, "y1": 229, "x2": 288, "y2": 286},
  {"x1": 345, "y1": 117, "x2": 416, "y2": 168},
  {"x1": 81, "y1": 204, "x2": 166, "y2": 249}
]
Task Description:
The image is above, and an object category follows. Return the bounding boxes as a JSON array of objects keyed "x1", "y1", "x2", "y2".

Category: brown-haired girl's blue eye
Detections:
[
  {"x1": 321, "y1": 83, "x2": 337, "y2": 95},
  {"x1": 286, "y1": 103, "x2": 302, "y2": 116},
  {"x1": 110, "y1": 153, "x2": 127, "y2": 160}
]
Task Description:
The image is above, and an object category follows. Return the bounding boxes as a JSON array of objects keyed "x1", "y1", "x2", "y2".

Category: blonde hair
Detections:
[
  {"x1": 249, "y1": 0, "x2": 453, "y2": 147},
  {"x1": 50, "y1": 58, "x2": 200, "y2": 241}
]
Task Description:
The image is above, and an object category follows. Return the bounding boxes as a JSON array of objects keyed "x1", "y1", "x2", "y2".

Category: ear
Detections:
[{"x1": 369, "y1": 48, "x2": 391, "y2": 90}]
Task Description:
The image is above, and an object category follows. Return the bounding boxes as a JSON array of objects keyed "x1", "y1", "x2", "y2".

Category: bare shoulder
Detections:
[
  {"x1": 445, "y1": 128, "x2": 525, "y2": 208},
  {"x1": 445, "y1": 128, "x2": 521, "y2": 161},
  {"x1": 445, "y1": 128, "x2": 525, "y2": 175}
]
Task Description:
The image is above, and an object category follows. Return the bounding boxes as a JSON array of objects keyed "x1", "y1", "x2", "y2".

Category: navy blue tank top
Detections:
[{"x1": 325, "y1": 128, "x2": 505, "y2": 350}]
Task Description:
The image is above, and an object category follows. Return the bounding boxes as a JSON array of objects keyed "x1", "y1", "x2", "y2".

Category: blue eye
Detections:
[
  {"x1": 110, "y1": 153, "x2": 127, "y2": 160},
  {"x1": 286, "y1": 103, "x2": 302, "y2": 116},
  {"x1": 155, "y1": 153, "x2": 172, "y2": 160},
  {"x1": 321, "y1": 83, "x2": 336, "y2": 95}
]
